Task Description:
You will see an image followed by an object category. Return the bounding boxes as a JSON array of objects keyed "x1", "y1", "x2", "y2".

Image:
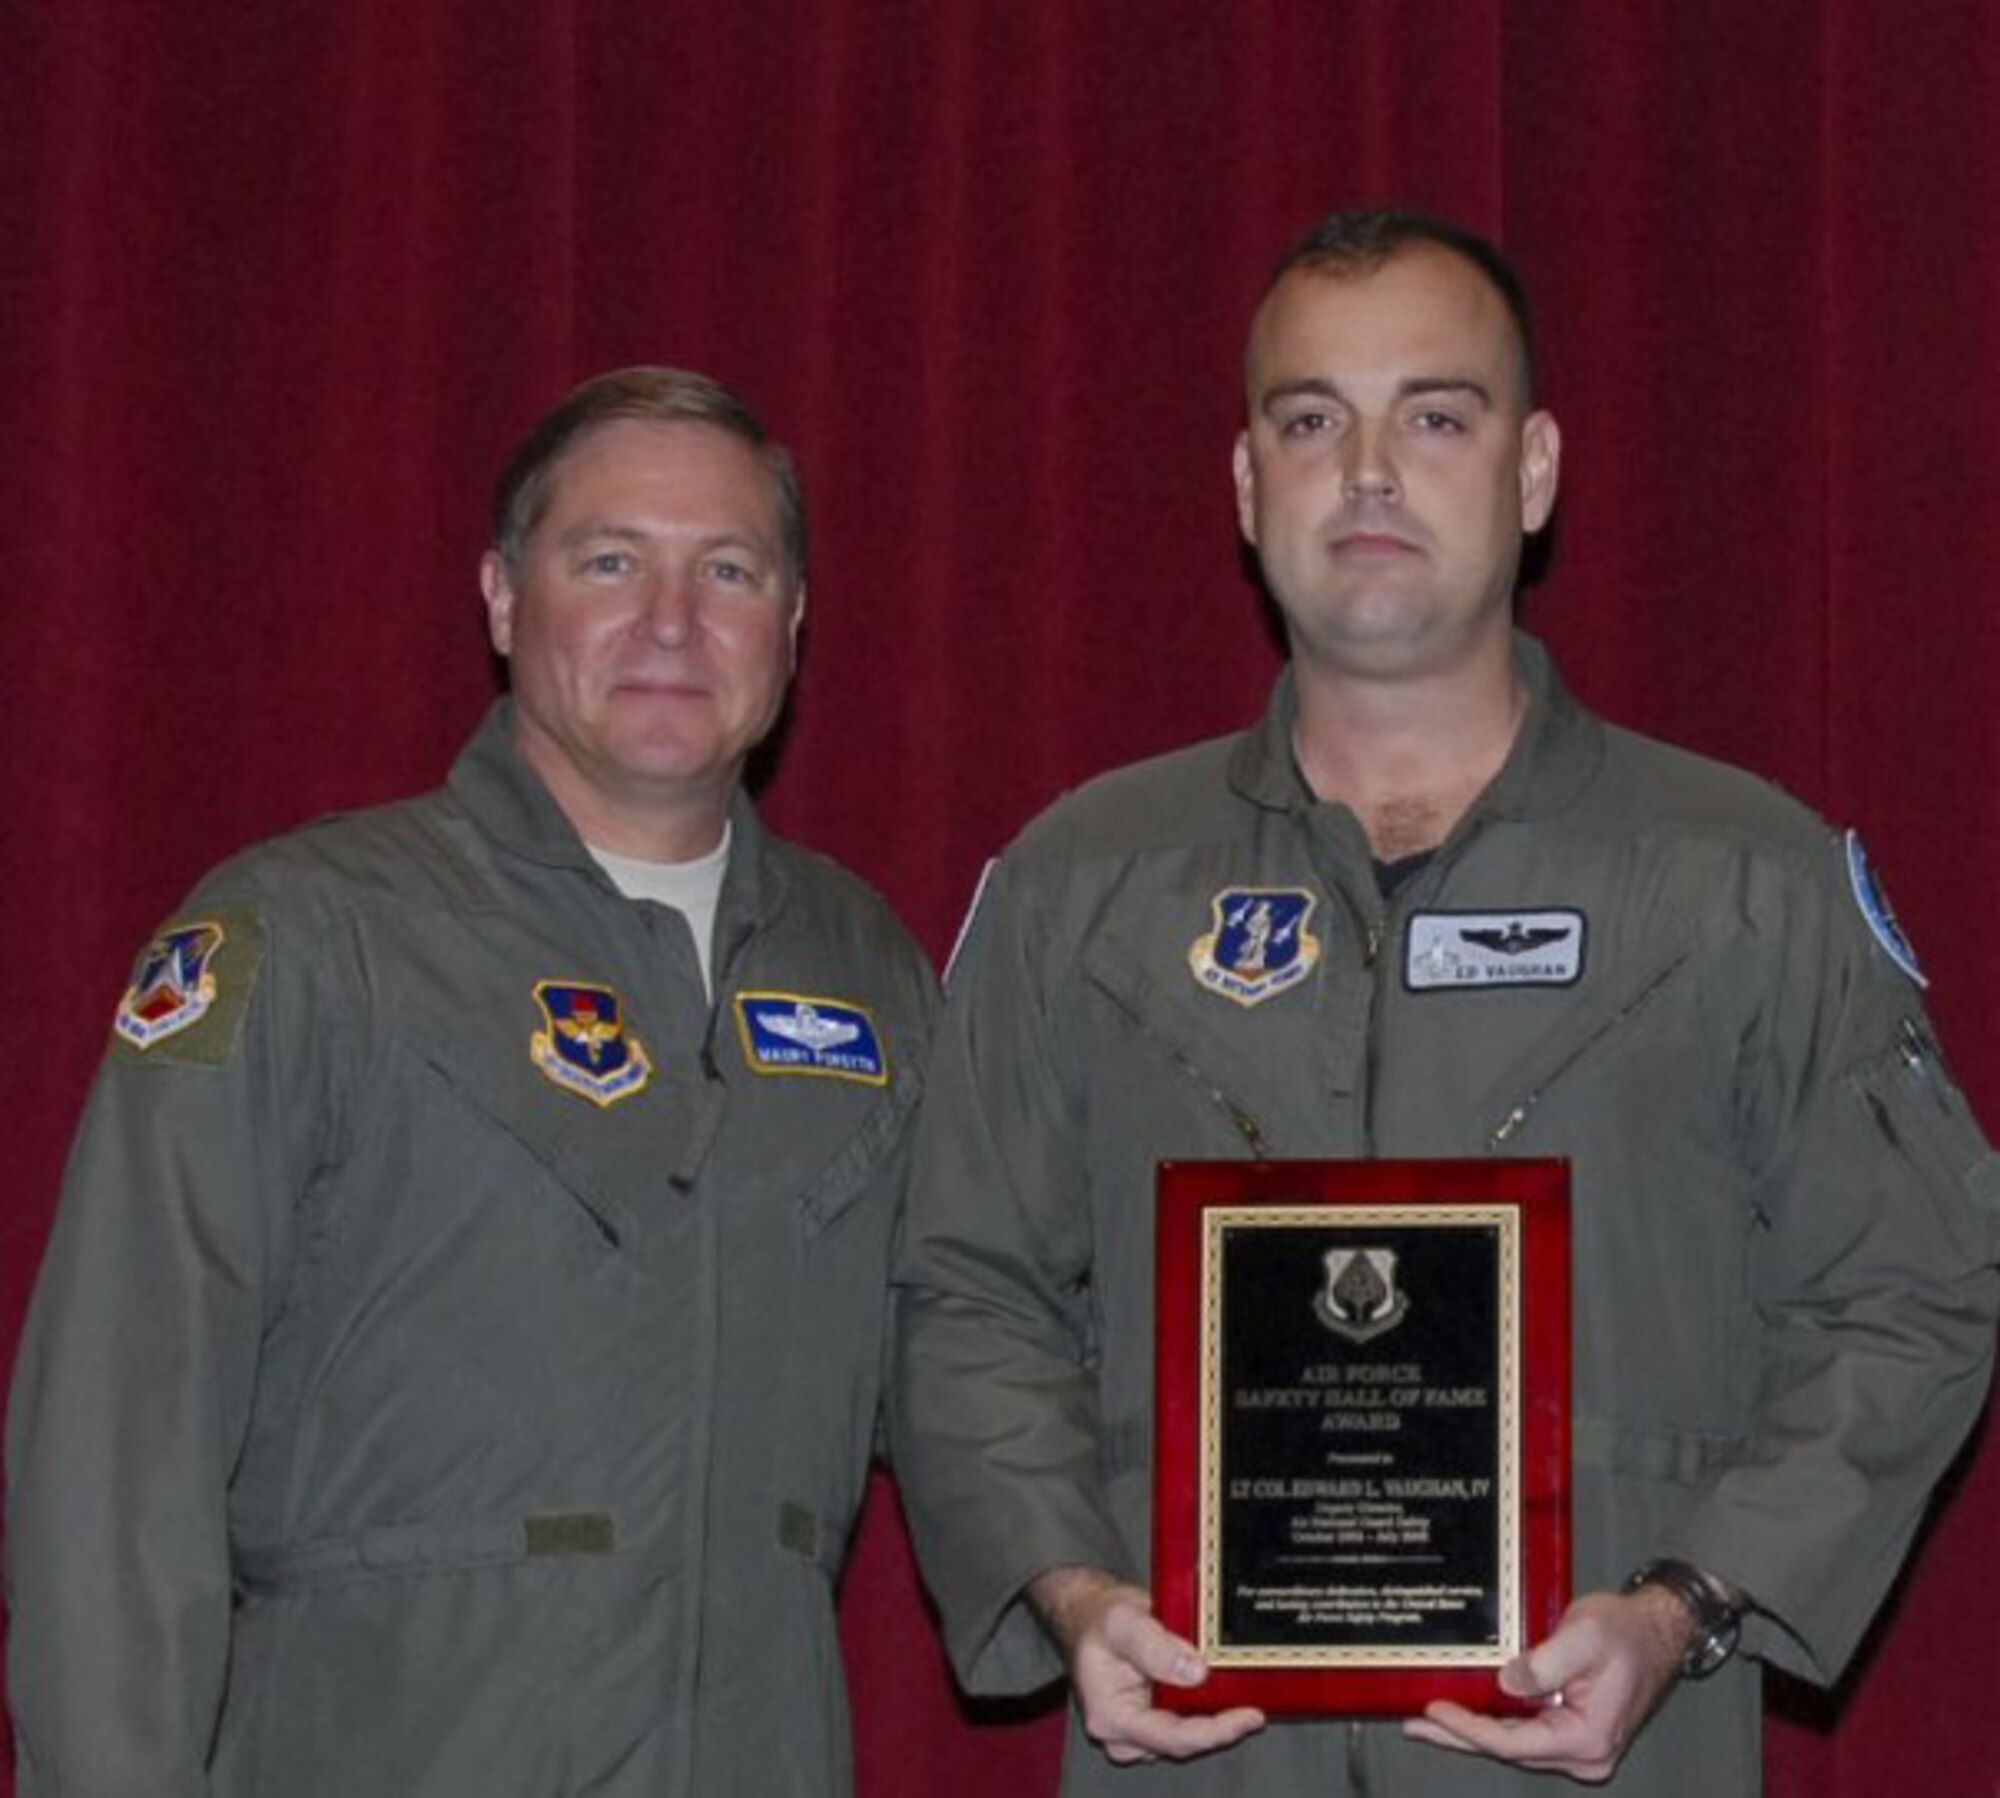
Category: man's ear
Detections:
[
  {"x1": 1232, "y1": 432, "x2": 1258, "y2": 544},
  {"x1": 787, "y1": 580, "x2": 808, "y2": 667},
  {"x1": 479, "y1": 549, "x2": 516, "y2": 656},
  {"x1": 1519, "y1": 411, "x2": 1561, "y2": 533}
]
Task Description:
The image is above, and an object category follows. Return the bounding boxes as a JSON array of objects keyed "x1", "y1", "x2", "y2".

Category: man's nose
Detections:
[
  {"x1": 1341, "y1": 421, "x2": 1400, "y2": 501},
  {"x1": 640, "y1": 570, "x2": 696, "y2": 643}
]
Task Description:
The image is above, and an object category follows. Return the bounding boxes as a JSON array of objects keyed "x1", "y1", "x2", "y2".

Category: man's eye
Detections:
[
  {"x1": 1280, "y1": 411, "x2": 1331, "y2": 439},
  {"x1": 705, "y1": 558, "x2": 758, "y2": 586},
  {"x1": 1412, "y1": 409, "x2": 1465, "y2": 434},
  {"x1": 581, "y1": 550, "x2": 637, "y2": 577}
]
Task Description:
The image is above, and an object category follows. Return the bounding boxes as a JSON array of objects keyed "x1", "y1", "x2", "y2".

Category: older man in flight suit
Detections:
[{"x1": 7, "y1": 368, "x2": 934, "y2": 1797}]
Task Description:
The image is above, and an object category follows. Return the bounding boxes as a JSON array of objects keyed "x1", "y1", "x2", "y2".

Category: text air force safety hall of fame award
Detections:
[{"x1": 1153, "y1": 1158, "x2": 1570, "y2": 1716}]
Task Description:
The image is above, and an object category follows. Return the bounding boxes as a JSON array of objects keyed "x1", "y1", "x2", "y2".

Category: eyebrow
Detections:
[
  {"x1": 554, "y1": 521, "x2": 648, "y2": 550},
  {"x1": 1260, "y1": 375, "x2": 1496, "y2": 413},
  {"x1": 553, "y1": 521, "x2": 773, "y2": 557}
]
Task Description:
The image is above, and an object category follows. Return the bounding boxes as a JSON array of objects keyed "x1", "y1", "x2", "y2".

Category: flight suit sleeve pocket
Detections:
[{"x1": 1845, "y1": 1021, "x2": 1997, "y2": 1265}]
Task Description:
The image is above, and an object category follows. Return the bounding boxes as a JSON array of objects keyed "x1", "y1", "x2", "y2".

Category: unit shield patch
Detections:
[
  {"x1": 530, "y1": 980, "x2": 653, "y2": 1107},
  {"x1": 114, "y1": 921, "x2": 227, "y2": 1049},
  {"x1": 734, "y1": 992, "x2": 887, "y2": 1084},
  {"x1": 1406, "y1": 909, "x2": 1585, "y2": 991},
  {"x1": 1846, "y1": 830, "x2": 1927, "y2": 988},
  {"x1": 1188, "y1": 888, "x2": 1322, "y2": 1007}
]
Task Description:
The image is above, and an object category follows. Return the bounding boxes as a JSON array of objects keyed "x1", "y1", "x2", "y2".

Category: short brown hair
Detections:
[
  {"x1": 1269, "y1": 208, "x2": 1538, "y2": 403},
  {"x1": 491, "y1": 367, "x2": 806, "y2": 589}
]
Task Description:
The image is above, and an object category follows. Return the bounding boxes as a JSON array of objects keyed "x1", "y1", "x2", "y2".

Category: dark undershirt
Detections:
[{"x1": 1373, "y1": 850, "x2": 1435, "y2": 900}]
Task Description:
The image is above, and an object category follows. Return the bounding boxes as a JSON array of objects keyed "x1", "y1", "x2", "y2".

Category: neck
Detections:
[
  {"x1": 1290, "y1": 644, "x2": 1525, "y2": 861},
  {"x1": 515, "y1": 726, "x2": 735, "y2": 863}
]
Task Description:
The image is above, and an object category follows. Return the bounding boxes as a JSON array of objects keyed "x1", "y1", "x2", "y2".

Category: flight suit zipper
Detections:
[
  {"x1": 1088, "y1": 981, "x2": 1271, "y2": 1154},
  {"x1": 1487, "y1": 948, "x2": 1692, "y2": 1147}
]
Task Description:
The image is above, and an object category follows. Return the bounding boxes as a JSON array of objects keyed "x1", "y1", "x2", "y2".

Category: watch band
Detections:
[{"x1": 1622, "y1": 1558, "x2": 1743, "y2": 1679}]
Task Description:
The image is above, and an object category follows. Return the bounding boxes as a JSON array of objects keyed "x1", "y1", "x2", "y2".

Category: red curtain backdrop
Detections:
[{"x1": 5, "y1": 4, "x2": 1999, "y2": 1793}]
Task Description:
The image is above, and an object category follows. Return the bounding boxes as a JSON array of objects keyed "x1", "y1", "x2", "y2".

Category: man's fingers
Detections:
[
  {"x1": 1097, "y1": 1602, "x2": 1205, "y2": 1686},
  {"x1": 1101, "y1": 1705, "x2": 1265, "y2": 1761}
]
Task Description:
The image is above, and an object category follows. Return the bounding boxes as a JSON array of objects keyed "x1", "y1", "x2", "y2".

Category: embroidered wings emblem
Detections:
[
  {"x1": 1458, "y1": 922, "x2": 1572, "y2": 957},
  {"x1": 759, "y1": 1003, "x2": 862, "y2": 1052}
]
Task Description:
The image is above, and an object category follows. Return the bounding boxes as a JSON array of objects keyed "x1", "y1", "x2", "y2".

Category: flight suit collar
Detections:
[
  {"x1": 445, "y1": 700, "x2": 791, "y2": 932},
  {"x1": 1224, "y1": 631, "x2": 1605, "y2": 824}
]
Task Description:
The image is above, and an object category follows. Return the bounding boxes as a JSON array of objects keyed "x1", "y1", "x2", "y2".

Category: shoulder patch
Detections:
[
  {"x1": 111, "y1": 909, "x2": 265, "y2": 1066},
  {"x1": 1846, "y1": 830, "x2": 1927, "y2": 988},
  {"x1": 734, "y1": 992, "x2": 888, "y2": 1084}
]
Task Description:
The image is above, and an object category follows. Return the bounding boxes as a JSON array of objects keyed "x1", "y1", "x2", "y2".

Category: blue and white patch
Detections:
[
  {"x1": 114, "y1": 921, "x2": 226, "y2": 1048},
  {"x1": 1406, "y1": 909, "x2": 1585, "y2": 991},
  {"x1": 735, "y1": 992, "x2": 888, "y2": 1085},
  {"x1": 530, "y1": 980, "x2": 653, "y2": 1108},
  {"x1": 1188, "y1": 888, "x2": 1322, "y2": 1007},
  {"x1": 1846, "y1": 831, "x2": 1927, "y2": 988}
]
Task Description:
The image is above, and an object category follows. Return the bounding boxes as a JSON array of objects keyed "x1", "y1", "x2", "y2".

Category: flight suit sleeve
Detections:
[
  {"x1": 890, "y1": 857, "x2": 1133, "y2": 1696},
  {"x1": 1661, "y1": 834, "x2": 2000, "y2": 1683},
  {"x1": 5, "y1": 885, "x2": 340, "y2": 1797}
]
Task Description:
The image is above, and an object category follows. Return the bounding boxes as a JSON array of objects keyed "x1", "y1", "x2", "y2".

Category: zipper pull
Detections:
[{"x1": 1898, "y1": 1017, "x2": 1952, "y2": 1112}]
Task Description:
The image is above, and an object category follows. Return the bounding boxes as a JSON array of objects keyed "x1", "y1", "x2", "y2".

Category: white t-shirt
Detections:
[{"x1": 589, "y1": 824, "x2": 731, "y2": 1000}]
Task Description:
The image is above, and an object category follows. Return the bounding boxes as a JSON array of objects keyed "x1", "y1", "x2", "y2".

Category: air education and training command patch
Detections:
[
  {"x1": 1846, "y1": 830, "x2": 1928, "y2": 988},
  {"x1": 530, "y1": 980, "x2": 653, "y2": 1108},
  {"x1": 734, "y1": 993, "x2": 888, "y2": 1085},
  {"x1": 112, "y1": 910, "x2": 264, "y2": 1065},
  {"x1": 115, "y1": 921, "x2": 226, "y2": 1047},
  {"x1": 1188, "y1": 888, "x2": 1322, "y2": 1007}
]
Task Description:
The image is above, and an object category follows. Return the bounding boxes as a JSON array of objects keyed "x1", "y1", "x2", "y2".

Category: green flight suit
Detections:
[
  {"x1": 7, "y1": 703, "x2": 934, "y2": 1798},
  {"x1": 892, "y1": 635, "x2": 1998, "y2": 1796}
]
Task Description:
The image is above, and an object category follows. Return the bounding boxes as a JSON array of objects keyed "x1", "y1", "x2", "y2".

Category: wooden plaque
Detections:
[{"x1": 1153, "y1": 1158, "x2": 1570, "y2": 1716}]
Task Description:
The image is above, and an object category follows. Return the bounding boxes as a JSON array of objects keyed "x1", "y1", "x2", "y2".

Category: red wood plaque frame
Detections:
[{"x1": 1153, "y1": 1158, "x2": 1570, "y2": 1716}]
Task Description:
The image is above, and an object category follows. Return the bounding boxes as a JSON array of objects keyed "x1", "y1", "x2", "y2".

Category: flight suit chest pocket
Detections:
[
  {"x1": 792, "y1": 1068, "x2": 923, "y2": 1238},
  {"x1": 386, "y1": 1014, "x2": 680, "y2": 1249},
  {"x1": 1080, "y1": 930, "x2": 1323, "y2": 1152}
]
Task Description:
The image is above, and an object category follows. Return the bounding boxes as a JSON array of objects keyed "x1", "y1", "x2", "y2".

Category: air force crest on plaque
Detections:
[
  {"x1": 1188, "y1": 888, "x2": 1321, "y2": 1007},
  {"x1": 530, "y1": 981, "x2": 653, "y2": 1107},
  {"x1": 1314, "y1": 1247, "x2": 1410, "y2": 1344},
  {"x1": 114, "y1": 921, "x2": 226, "y2": 1048},
  {"x1": 735, "y1": 993, "x2": 887, "y2": 1084}
]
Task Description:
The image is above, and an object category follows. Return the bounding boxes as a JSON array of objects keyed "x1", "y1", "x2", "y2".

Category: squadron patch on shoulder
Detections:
[
  {"x1": 111, "y1": 907, "x2": 264, "y2": 1066},
  {"x1": 530, "y1": 980, "x2": 653, "y2": 1107},
  {"x1": 734, "y1": 992, "x2": 888, "y2": 1084},
  {"x1": 1188, "y1": 888, "x2": 1322, "y2": 1007},
  {"x1": 114, "y1": 920, "x2": 229, "y2": 1050},
  {"x1": 1405, "y1": 909, "x2": 1586, "y2": 991},
  {"x1": 1846, "y1": 831, "x2": 1927, "y2": 988}
]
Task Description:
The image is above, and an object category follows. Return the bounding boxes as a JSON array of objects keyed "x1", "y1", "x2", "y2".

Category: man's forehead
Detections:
[
  {"x1": 1244, "y1": 247, "x2": 1527, "y2": 401},
  {"x1": 538, "y1": 418, "x2": 775, "y2": 517}
]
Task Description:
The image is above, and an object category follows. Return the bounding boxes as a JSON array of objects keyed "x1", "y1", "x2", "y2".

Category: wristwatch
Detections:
[{"x1": 1622, "y1": 1558, "x2": 1744, "y2": 1679}]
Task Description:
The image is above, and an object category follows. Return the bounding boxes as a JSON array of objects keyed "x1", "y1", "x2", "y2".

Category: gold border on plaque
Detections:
[{"x1": 1195, "y1": 1203, "x2": 1522, "y2": 1669}]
